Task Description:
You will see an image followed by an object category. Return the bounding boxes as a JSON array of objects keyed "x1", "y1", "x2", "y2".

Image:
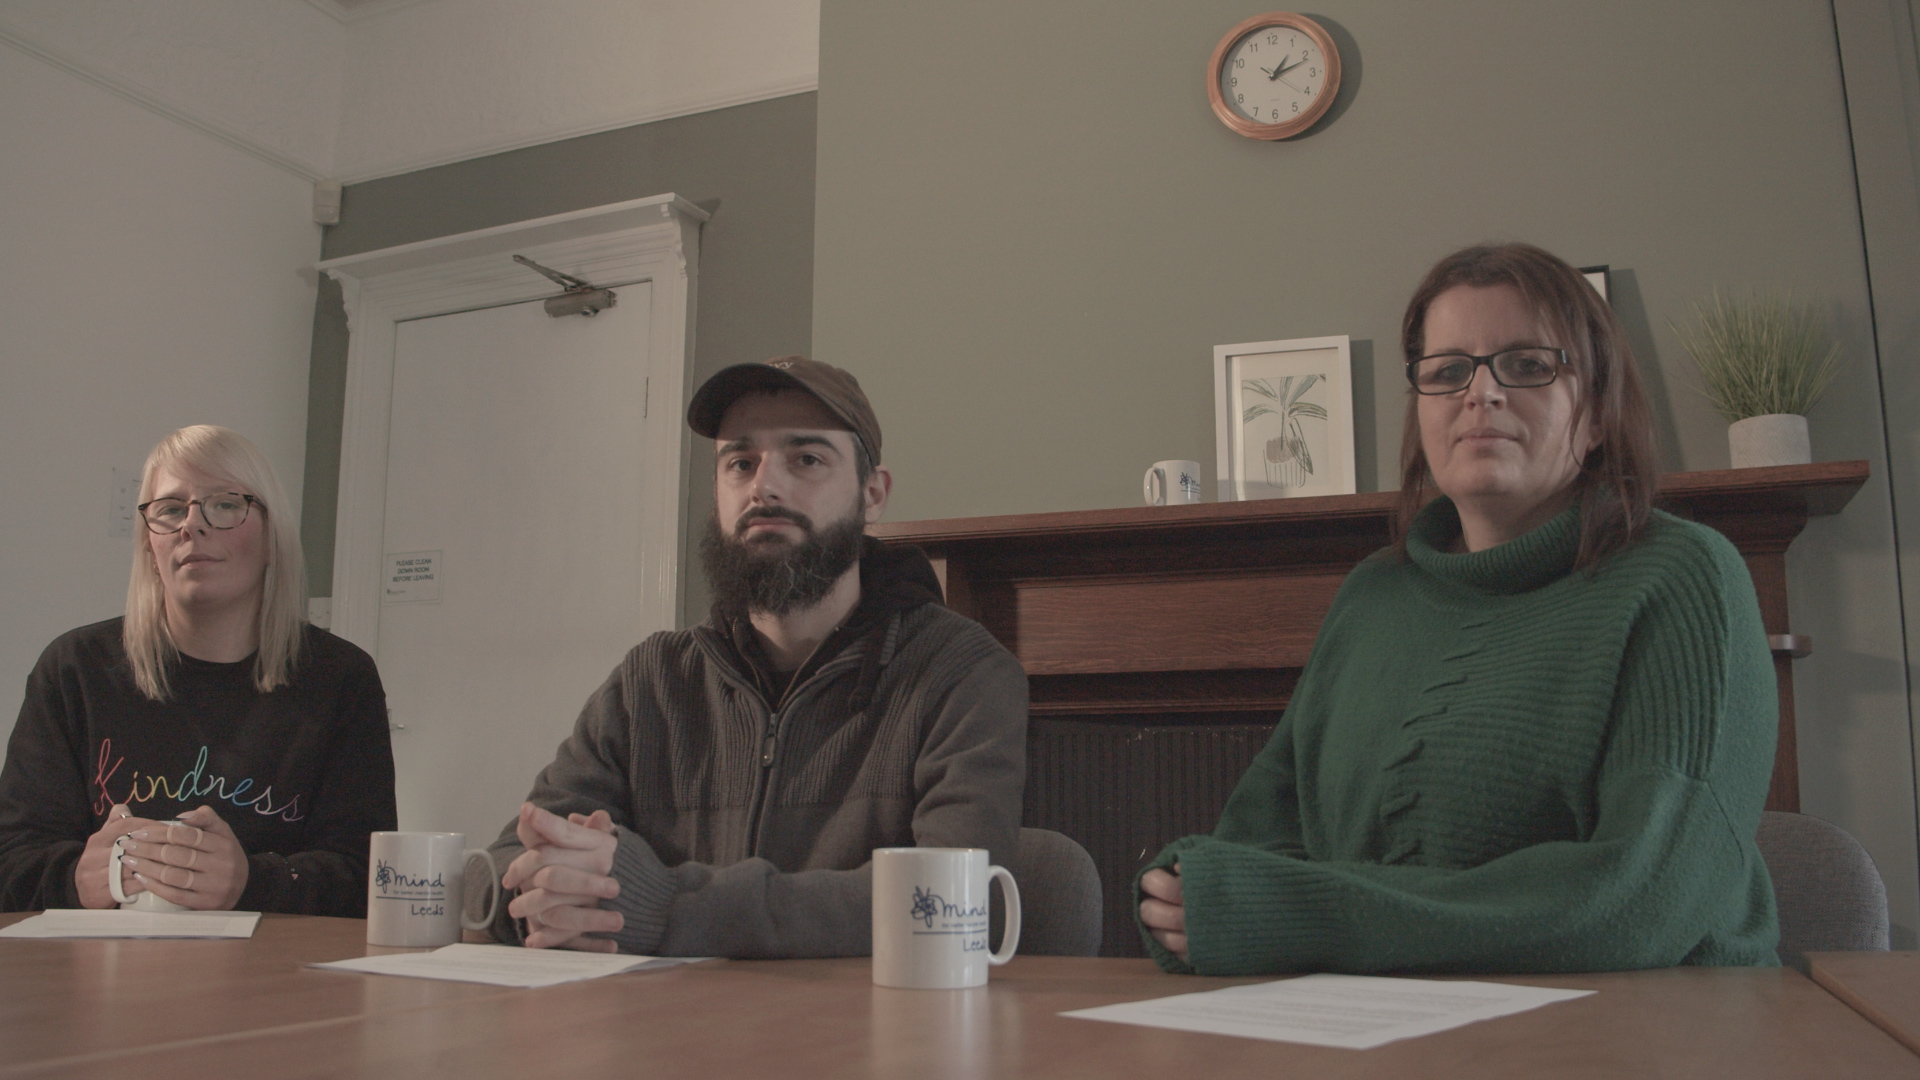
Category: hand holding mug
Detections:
[
  {"x1": 502, "y1": 803, "x2": 623, "y2": 952},
  {"x1": 115, "y1": 805, "x2": 250, "y2": 910},
  {"x1": 76, "y1": 804, "x2": 157, "y2": 909}
]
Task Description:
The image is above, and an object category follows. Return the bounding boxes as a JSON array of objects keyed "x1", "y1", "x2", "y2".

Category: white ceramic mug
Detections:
[
  {"x1": 1144, "y1": 460, "x2": 1204, "y2": 506},
  {"x1": 366, "y1": 832, "x2": 500, "y2": 947},
  {"x1": 109, "y1": 823, "x2": 189, "y2": 912},
  {"x1": 872, "y1": 847, "x2": 1020, "y2": 989}
]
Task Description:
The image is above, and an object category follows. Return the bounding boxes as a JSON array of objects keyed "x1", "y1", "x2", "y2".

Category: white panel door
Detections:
[{"x1": 378, "y1": 285, "x2": 655, "y2": 845}]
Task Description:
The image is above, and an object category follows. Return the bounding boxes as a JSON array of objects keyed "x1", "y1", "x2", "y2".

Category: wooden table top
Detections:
[
  {"x1": 1811, "y1": 952, "x2": 1920, "y2": 1057},
  {"x1": 0, "y1": 913, "x2": 515, "y2": 1075},
  {"x1": 5, "y1": 913, "x2": 1917, "y2": 1079}
]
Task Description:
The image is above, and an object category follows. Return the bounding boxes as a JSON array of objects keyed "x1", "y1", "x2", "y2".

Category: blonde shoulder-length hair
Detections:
[{"x1": 125, "y1": 425, "x2": 307, "y2": 700}]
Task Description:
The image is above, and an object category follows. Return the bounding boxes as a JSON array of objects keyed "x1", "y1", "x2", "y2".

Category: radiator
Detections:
[{"x1": 1023, "y1": 716, "x2": 1278, "y2": 957}]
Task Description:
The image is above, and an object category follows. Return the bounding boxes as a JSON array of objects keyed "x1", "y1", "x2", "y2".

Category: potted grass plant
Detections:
[{"x1": 1673, "y1": 290, "x2": 1845, "y2": 468}]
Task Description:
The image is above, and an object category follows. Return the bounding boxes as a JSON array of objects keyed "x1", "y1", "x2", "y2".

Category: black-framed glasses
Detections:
[
  {"x1": 1406, "y1": 347, "x2": 1570, "y2": 395},
  {"x1": 137, "y1": 493, "x2": 259, "y2": 534}
]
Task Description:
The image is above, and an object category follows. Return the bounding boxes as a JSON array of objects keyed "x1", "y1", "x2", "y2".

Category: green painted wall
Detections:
[
  {"x1": 301, "y1": 92, "x2": 818, "y2": 627},
  {"x1": 812, "y1": 1, "x2": 1920, "y2": 942}
]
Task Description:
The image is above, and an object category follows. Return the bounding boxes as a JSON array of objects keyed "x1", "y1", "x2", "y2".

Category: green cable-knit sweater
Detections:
[{"x1": 1137, "y1": 498, "x2": 1780, "y2": 974}]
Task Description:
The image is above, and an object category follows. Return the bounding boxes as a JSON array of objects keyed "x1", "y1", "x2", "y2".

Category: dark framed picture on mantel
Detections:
[{"x1": 1580, "y1": 265, "x2": 1611, "y2": 304}]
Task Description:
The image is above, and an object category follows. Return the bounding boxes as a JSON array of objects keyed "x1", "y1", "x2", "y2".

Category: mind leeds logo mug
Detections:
[
  {"x1": 872, "y1": 847, "x2": 1020, "y2": 989},
  {"x1": 366, "y1": 831, "x2": 499, "y2": 947}
]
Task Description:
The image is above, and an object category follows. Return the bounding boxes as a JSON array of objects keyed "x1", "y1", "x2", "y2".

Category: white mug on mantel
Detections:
[
  {"x1": 1144, "y1": 460, "x2": 1204, "y2": 506},
  {"x1": 366, "y1": 832, "x2": 500, "y2": 947},
  {"x1": 872, "y1": 847, "x2": 1020, "y2": 989}
]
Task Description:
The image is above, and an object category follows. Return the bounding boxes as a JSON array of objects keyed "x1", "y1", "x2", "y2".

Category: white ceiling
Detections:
[{"x1": 0, "y1": 0, "x2": 819, "y2": 182}]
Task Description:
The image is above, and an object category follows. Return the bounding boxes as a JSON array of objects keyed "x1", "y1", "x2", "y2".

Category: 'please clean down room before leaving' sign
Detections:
[{"x1": 383, "y1": 551, "x2": 441, "y2": 604}]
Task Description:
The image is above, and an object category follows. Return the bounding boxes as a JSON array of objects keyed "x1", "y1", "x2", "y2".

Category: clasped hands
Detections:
[
  {"x1": 502, "y1": 802, "x2": 625, "y2": 952},
  {"x1": 1138, "y1": 862, "x2": 1188, "y2": 962},
  {"x1": 78, "y1": 803, "x2": 249, "y2": 910}
]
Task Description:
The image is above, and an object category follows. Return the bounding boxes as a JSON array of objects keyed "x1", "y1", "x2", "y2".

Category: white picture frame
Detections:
[{"x1": 1213, "y1": 335, "x2": 1357, "y2": 501}]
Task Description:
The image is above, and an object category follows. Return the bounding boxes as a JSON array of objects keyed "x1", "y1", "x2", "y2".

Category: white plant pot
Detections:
[{"x1": 1727, "y1": 413, "x2": 1811, "y2": 469}]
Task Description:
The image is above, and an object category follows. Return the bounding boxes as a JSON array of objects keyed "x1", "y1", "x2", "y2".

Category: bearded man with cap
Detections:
[{"x1": 486, "y1": 356, "x2": 1028, "y2": 957}]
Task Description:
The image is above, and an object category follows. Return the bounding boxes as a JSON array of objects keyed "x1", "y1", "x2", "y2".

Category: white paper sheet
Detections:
[
  {"x1": 0, "y1": 910, "x2": 261, "y2": 939},
  {"x1": 1062, "y1": 973, "x2": 1594, "y2": 1050},
  {"x1": 309, "y1": 943, "x2": 708, "y2": 988}
]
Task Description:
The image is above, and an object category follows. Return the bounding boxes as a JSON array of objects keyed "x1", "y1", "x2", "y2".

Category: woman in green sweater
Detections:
[{"x1": 1137, "y1": 243, "x2": 1779, "y2": 974}]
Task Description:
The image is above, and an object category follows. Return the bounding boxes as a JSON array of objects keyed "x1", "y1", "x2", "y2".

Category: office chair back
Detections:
[
  {"x1": 1005, "y1": 828, "x2": 1103, "y2": 956},
  {"x1": 1756, "y1": 810, "x2": 1889, "y2": 959}
]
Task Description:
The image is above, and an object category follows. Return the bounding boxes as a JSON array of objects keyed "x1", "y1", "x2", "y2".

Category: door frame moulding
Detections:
[{"x1": 316, "y1": 193, "x2": 707, "y2": 656}]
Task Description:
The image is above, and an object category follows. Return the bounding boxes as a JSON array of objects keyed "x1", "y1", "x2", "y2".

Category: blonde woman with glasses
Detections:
[{"x1": 0, "y1": 426, "x2": 396, "y2": 913}]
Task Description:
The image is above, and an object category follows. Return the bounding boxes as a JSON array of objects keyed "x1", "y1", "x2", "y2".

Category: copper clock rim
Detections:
[{"x1": 1207, "y1": 12, "x2": 1342, "y2": 141}]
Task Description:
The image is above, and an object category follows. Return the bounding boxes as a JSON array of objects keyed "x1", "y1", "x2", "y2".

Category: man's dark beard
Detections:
[{"x1": 700, "y1": 499, "x2": 866, "y2": 616}]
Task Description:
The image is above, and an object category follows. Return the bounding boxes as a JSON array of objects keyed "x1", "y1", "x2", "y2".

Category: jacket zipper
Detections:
[
  {"x1": 745, "y1": 664, "x2": 856, "y2": 856},
  {"x1": 698, "y1": 636, "x2": 862, "y2": 857}
]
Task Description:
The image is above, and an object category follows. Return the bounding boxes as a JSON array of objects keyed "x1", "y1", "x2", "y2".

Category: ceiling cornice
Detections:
[
  {"x1": 0, "y1": 16, "x2": 329, "y2": 182},
  {"x1": 335, "y1": 75, "x2": 818, "y2": 185},
  {"x1": 300, "y1": 0, "x2": 441, "y2": 26}
]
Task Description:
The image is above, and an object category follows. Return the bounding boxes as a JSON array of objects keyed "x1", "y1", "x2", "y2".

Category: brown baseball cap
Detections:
[{"x1": 687, "y1": 355, "x2": 883, "y2": 464}]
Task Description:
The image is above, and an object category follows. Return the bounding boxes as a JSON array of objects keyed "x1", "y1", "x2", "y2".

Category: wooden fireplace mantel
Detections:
[{"x1": 871, "y1": 462, "x2": 1866, "y2": 953}]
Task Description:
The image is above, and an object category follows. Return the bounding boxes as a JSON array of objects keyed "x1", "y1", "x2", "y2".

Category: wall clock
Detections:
[{"x1": 1207, "y1": 13, "x2": 1342, "y2": 140}]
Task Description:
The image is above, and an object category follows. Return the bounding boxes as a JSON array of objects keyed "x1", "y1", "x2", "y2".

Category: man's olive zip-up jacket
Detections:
[{"x1": 487, "y1": 540, "x2": 1028, "y2": 957}]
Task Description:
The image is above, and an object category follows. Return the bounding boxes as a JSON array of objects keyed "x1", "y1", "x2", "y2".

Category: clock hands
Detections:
[{"x1": 1258, "y1": 53, "x2": 1310, "y2": 94}]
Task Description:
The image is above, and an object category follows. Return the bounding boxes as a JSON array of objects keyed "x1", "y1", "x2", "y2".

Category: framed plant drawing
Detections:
[{"x1": 1213, "y1": 336, "x2": 1356, "y2": 501}]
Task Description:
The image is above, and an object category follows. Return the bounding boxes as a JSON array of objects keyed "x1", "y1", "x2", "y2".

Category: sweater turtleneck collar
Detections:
[{"x1": 1405, "y1": 496, "x2": 1582, "y2": 595}]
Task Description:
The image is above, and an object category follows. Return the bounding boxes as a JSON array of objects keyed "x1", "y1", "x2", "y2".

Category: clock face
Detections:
[{"x1": 1220, "y1": 23, "x2": 1330, "y2": 128}]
